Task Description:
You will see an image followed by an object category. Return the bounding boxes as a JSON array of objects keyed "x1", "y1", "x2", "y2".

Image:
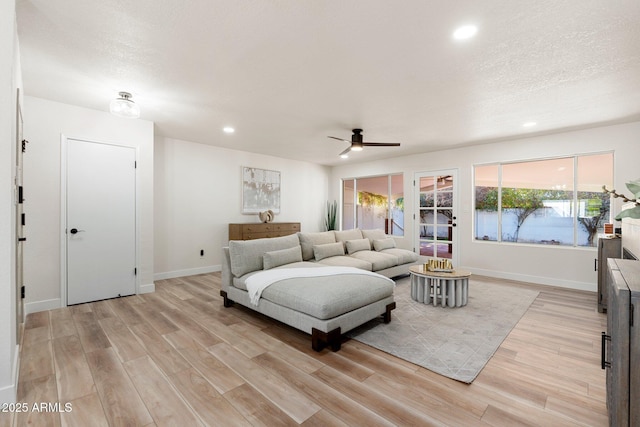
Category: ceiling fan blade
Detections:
[
  {"x1": 362, "y1": 142, "x2": 401, "y2": 147},
  {"x1": 338, "y1": 147, "x2": 352, "y2": 156},
  {"x1": 328, "y1": 136, "x2": 349, "y2": 143}
]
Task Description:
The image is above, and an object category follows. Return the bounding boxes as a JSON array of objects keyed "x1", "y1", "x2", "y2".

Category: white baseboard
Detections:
[
  {"x1": 0, "y1": 345, "x2": 20, "y2": 404},
  {"x1": 154, "y1": 265, "x2": 221, "y2": 281},
  {"x1": 466, "y1": 267, "x2": 595, "y2": 292},
  {"x1": 25, "y1": 298, "x2": 62, "y2": 315},
  {"x1": 25, "y1": 283, "x2": 157, "y2": 314},
  {"x1": 139, "y1": 282, "x2": 155, "y2": 294}
]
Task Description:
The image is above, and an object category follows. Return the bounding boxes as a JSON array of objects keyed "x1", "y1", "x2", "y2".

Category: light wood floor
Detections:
[{"x1": 2, "y1": 273, "x2": 608, "y2": 426}]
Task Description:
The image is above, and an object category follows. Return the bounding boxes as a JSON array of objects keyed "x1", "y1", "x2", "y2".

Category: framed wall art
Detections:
[{"x1": 242, "y1": 166, "x2": 281, "y2": 214}]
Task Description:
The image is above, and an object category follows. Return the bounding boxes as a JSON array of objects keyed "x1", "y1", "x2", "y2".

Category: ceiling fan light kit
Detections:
[{"x1": 328, "y1": 128, "x2": 400, "y2": 157}]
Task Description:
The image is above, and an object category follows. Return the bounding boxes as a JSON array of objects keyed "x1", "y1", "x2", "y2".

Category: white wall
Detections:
[
  {"x1": 0, "y1": 3, "x2": 20, "y2": 404},
  {"x1": 22, "y1": 96, "x2": 154, "y2": 313},
  {"x1": 154, "y1": 136, "x2": 330, "y2": 279},
  {"x1": 330, "y1": 121, "x2": 640, "y2": 291}
]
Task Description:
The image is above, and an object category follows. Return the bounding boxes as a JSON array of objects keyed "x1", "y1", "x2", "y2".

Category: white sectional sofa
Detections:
[
  {"x1": 221, "y1": 229, "x2": 423, "y2": 351},
  {"x1": 298, "y1": 228, "x2": 421, "y2": 277}
]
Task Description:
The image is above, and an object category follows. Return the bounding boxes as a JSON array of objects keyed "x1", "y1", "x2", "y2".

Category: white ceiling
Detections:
[{"x1": 15, "y1": 0, "x2": 640, "y2": 166}]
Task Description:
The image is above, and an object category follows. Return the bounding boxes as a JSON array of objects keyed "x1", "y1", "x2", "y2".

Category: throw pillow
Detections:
[
  {"x1": 229, "y1": 234, "x2": 300, "y2": 277},
  {"x1": 263, "y1": 246, "x2": 303, "y2": 270},
  {"x1": 373, "y1": 238, "x2": 396, "y2": 251},
  {"x1": 334, "y1": 228, "x2": 363, "y2": 243},
  {"x1": 361, "y1": 229, "x2": 386, "y2": 242},
  {"x1": 345, "y1": 238, "x2": 372, "y2": 254},
  {"x1": 298, "y1": 231, "x2": 336, "y2": 261},
  {"x1": 313, "y1": 242, "x2": 345, "y2": 261}
]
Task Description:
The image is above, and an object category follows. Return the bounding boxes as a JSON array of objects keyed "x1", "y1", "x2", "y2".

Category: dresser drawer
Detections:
[{"x1": 229, "y1": 222, "x2": 301, "y2": 241}]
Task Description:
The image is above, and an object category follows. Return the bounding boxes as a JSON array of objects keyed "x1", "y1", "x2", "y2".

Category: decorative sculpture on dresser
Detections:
[{"x1": 258, "y1": 210, "x2": 274, "y2": 223}]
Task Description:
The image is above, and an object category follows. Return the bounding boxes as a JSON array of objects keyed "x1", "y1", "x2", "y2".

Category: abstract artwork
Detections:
[{"x1": 242, "y1": 167, "x2": 281, "y2": 214}]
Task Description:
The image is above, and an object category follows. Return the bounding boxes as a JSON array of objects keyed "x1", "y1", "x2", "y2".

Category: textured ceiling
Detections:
[{"x1": 15, "y1": 0, "x2": 640, "y2": 166}]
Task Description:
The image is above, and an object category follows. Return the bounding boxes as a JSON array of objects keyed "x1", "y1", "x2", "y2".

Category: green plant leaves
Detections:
[
  {"x1": 325, "y1": 200, "x2": 337, "y2": 231},
  {"x1": 626, "y1": 179, "x2": 640, "y2": 198},
  {"x1": 615, "y1": 206, "x2": 640, "y2": 220}
]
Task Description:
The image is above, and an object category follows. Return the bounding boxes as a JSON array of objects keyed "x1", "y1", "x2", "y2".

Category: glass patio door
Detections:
[{"x1": 415, "y1": 169, "x2": 458, "y2": 265}]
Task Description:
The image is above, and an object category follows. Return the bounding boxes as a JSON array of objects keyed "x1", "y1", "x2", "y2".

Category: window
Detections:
[
  {"x1": 474, "y1": 153, "x2": 613, "y2": 247},
  {"x1": 342, "y1": 174, "x2": 404, "y2": 236}
]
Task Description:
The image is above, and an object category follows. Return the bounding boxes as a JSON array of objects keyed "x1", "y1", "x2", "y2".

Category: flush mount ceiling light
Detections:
[
  {"x1": 223, "y1": 126, "x2": 235, "y2": 134},
  {"x1": 109, "y1": 91, "x2": 140, "y2": 119},
  {"x1": 453, "y1": 25, "x2": 478, "y2": 40}
]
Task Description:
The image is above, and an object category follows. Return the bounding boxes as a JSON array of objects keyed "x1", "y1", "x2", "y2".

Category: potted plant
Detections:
[
  {"x1": 603, "y1": 179, "x2": 640, "y2": 220},
  {"x1": 325, "y1": 200, "x2": 337, "y2": 231}
]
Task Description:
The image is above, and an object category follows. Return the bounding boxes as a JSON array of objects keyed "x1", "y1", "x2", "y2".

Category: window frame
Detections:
[
  {"x1": 473, "y1": 151, "x2": 614, "y2": 248},
  {"x1": 341, "y1": 173, "x2": 404, "y2": 236}
]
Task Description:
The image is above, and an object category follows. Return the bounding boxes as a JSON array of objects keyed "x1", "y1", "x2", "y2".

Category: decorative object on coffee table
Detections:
[
  {"x1": 409, "y1": 264, "x2": 471, "y2": 307},
  {"x1": 425, "y1": 258, "x2": 453, "y2": 272}
]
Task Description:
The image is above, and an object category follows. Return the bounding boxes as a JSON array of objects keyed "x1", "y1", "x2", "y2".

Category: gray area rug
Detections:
[{"x1": 347, "y1": 276, "x2": 539, "y2": 383}]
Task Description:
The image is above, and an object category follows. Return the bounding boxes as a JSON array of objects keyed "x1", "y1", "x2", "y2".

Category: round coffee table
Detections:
[{"x1": 409, "y1": 265, "x2": 471, "y2": 307}]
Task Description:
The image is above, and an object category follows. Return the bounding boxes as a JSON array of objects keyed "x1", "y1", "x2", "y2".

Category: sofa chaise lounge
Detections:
[{"x1": 221, "y1": 229, "x2": 423, "y2": 351}]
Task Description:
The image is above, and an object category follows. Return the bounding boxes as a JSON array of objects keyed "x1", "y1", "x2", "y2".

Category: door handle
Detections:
[
  {"x1": 601, "y1": 332, "x2": 611, "y2": 369},
  {"x1": 69, "y1": 228, "x2": 85, "y2": 234}
]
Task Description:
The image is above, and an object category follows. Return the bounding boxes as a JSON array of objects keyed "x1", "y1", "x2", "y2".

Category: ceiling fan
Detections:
[{"x1": 328, "y1": 129, "x2": 401, "y2": 157}]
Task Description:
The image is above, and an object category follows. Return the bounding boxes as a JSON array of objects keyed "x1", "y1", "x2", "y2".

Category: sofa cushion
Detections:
[
  {"x1": 316, "y1": 255, "x2": 373, "y2": 271},
  {"x1": 313, "y1": 242, "x2": 345, "y2": 261},
  {"x1": 361, "y1": 229, "x2": 387, "y2": 244},
  {"x1": 260, "y1": 273, "x2": 394, "y2": 320},
  {"x1": 228, "y1": 234, "x2": 300, "y2": 277},
  {"x1": 380, "y1": 248, "x2": 419, "y2": 264},
  {"x1": 263, "y1": 246, "x2": 303, "y2": 270},
  {"x1": 350, "y1": 250, "x2": 398, "y2": 271},
  {"x1": 334, "y1": 229, "x2": 363, "y2": 247},
  {"x1": 345, "y1": 238, "x2": 371, "y2": 254},
  {"x1": 298, "y1": 231, "x2": 336, "y2": 261},
  {"x1": 373, "y1": 237, "x2": 396, "y2": 251}
]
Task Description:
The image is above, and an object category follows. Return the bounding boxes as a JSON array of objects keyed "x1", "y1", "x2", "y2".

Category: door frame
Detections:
[
  {"x1": 60, "y1": 135, "x2": 140, "y2": 307},
  {"x1": 15, "y1": 88, "x2": 24, "y2": 341},
  {"x1": 414, "y1": 168, "x2": 460, "y2": 267}
]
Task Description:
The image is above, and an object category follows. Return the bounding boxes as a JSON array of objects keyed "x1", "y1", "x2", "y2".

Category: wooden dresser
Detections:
[
  {"x1": 597, "y1": 235, "x2": 622, "y2": 312},
  {"x1": 603, "y1": 258, "x2": 639, "y2": 426},
  {"x1": 228, "y1": 222, "x2": 300, "y2": 241}
]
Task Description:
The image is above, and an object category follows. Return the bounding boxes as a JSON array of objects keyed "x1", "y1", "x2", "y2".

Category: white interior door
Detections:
[
  {"x1": 66, "y1": 139, "x2": 136, "y2": 305},
  {"x1": 415, "y1": 169, "x2": 459, "y2": 266}
]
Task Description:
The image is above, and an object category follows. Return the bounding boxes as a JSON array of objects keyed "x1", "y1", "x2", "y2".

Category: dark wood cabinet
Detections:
[
  {"x1": 228, "y1": 222, "x2": 300, "y2": 241},
  {"x1": 604, "y1": 259, "x2": 639, "y2": 426},
  {"x1": 597, "y1": 236, "x2": 621, "y2": 313}
]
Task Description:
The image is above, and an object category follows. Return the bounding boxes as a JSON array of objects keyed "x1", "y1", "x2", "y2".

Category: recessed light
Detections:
[
  {"x1": 522, "y1": 122, "x2": 537, "y2": 128},
  {"x1": 223, "y1": 126, "x2": 235, "y2": 134},
  {"x1": 453, "y1": 25, "x2": 478, "y2": 40},
  {"x1": 340, "y1": 153, "x2": 349, "y2": 159}
]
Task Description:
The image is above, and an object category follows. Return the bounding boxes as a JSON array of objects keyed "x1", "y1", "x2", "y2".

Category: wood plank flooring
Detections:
[{"x1": 2, "y1": 273, "x2": 608, "y2": 426}]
